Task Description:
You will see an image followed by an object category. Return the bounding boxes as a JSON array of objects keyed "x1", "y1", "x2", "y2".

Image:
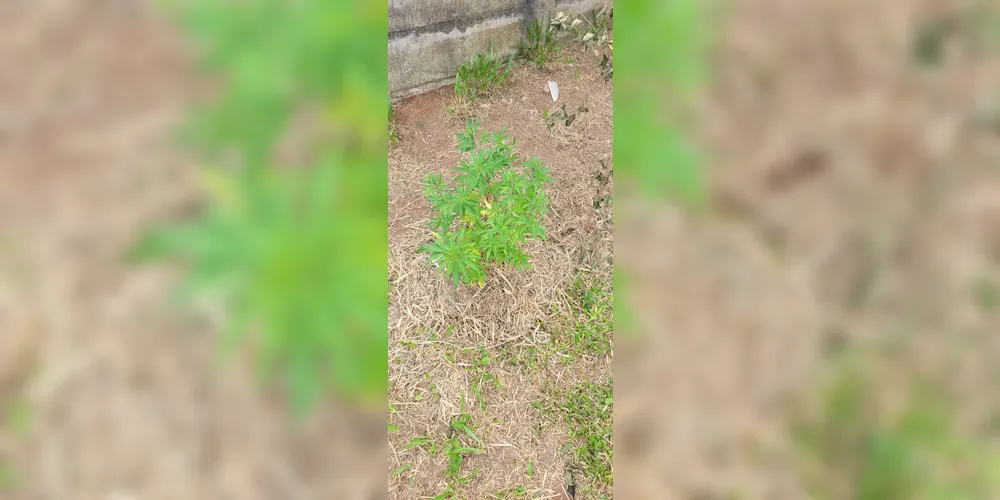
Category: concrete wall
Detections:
[{"x1": 388, "y1": 0, "x2": 610, "y2": 100}]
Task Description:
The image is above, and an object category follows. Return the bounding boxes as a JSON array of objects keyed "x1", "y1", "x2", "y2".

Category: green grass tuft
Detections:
[
  {"x1": 0, "y1": 464, "x2": 15, "y2": 489},
  {"x1": 555, "y1": 273, "x2": 613, "y2": 360},
  {"x1": 517, "y1": 17, "x2": 559, "y2": 69},
  {"x1": 454, "y1": 43, "x2": 515, "y2": 104},
  {"x1": 561, "y1": 379, "x2": 614, "y2": 495}
]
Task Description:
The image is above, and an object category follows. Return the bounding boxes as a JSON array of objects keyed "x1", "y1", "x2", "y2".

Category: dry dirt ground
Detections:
[
  {"x1": 388, "y1": 39, "x2": 615, "y2": 499},
  {"x1": 0, "y1": 2, "x2": 381, "y2": 500}
]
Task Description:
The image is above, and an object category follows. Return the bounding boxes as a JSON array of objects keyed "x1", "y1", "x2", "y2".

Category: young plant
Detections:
[
  {"x1": 518, "y1": 17, "x2": 559, "y2": 69},
  {"x1": 420, "y1": 121, "x2": 552, "y2": 288},
  {"x1": 465, "y1": 344, "x2": 501, "y2": 411},
  {"x1": 454, "y1": 43, "x2": 515, "y2": 104},
  {"x1": 443, "y1": 413, "x2": 485, "y2": 484}
]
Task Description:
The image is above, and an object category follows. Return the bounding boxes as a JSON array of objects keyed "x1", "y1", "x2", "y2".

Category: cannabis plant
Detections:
[{"x1": 420, "y1": 121, "x2": 552, "y2": 288}]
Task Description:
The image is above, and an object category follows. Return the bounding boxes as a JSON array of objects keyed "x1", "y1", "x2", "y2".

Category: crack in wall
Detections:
[
  {"x1": 389, "y1": 7, "x2": 525, "y2": 41},
  {"x1": 389, "y1": 13, "x2": 523, "y2": 52}
]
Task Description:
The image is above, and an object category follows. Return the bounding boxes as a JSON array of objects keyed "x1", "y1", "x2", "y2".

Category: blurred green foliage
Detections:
[
  {"x1": 0, "y1": 464, "x2": 15, "y2": 489},
  {"x1": 614, "y1": 0, "x2": 713, "y2": 205},
  {"x1": 161, "y1": 0, "x2": 388, "y2": 170},
  {"x1": 137, "y1": 0, "x2": 388, "y2": 413},
  {"x1": 793, "y1": 354, "x2": 1000, "y2": 499},
  {"x1": 612, "y1": 0, "x2": 715, "y2": 343}
]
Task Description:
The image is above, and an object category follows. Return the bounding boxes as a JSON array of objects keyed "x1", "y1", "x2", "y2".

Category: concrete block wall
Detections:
[{"x1": 388, "y1": 0, "x2": 611, "y2": 100}]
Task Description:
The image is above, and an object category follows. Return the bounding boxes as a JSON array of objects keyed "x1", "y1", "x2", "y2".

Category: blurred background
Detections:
[
  {"x1": 615, "y1": 0, "x2": 1000, "y2": 498},
  {"x1": 0, "y1": 0, "x2": 386, "y2": 499}
]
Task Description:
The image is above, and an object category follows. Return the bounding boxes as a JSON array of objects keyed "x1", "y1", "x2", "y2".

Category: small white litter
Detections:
[{"x1": 547, "y1": 80, "x2": 559, "y2": 102}]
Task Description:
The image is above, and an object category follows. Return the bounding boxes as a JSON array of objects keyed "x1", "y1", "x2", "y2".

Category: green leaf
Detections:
[
  {"x1": 462, "y1": 426, "x2": 484, "y2": 445},
  {"x1": 405, "y1": 436, "x2": 432, "y2": 450}
]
